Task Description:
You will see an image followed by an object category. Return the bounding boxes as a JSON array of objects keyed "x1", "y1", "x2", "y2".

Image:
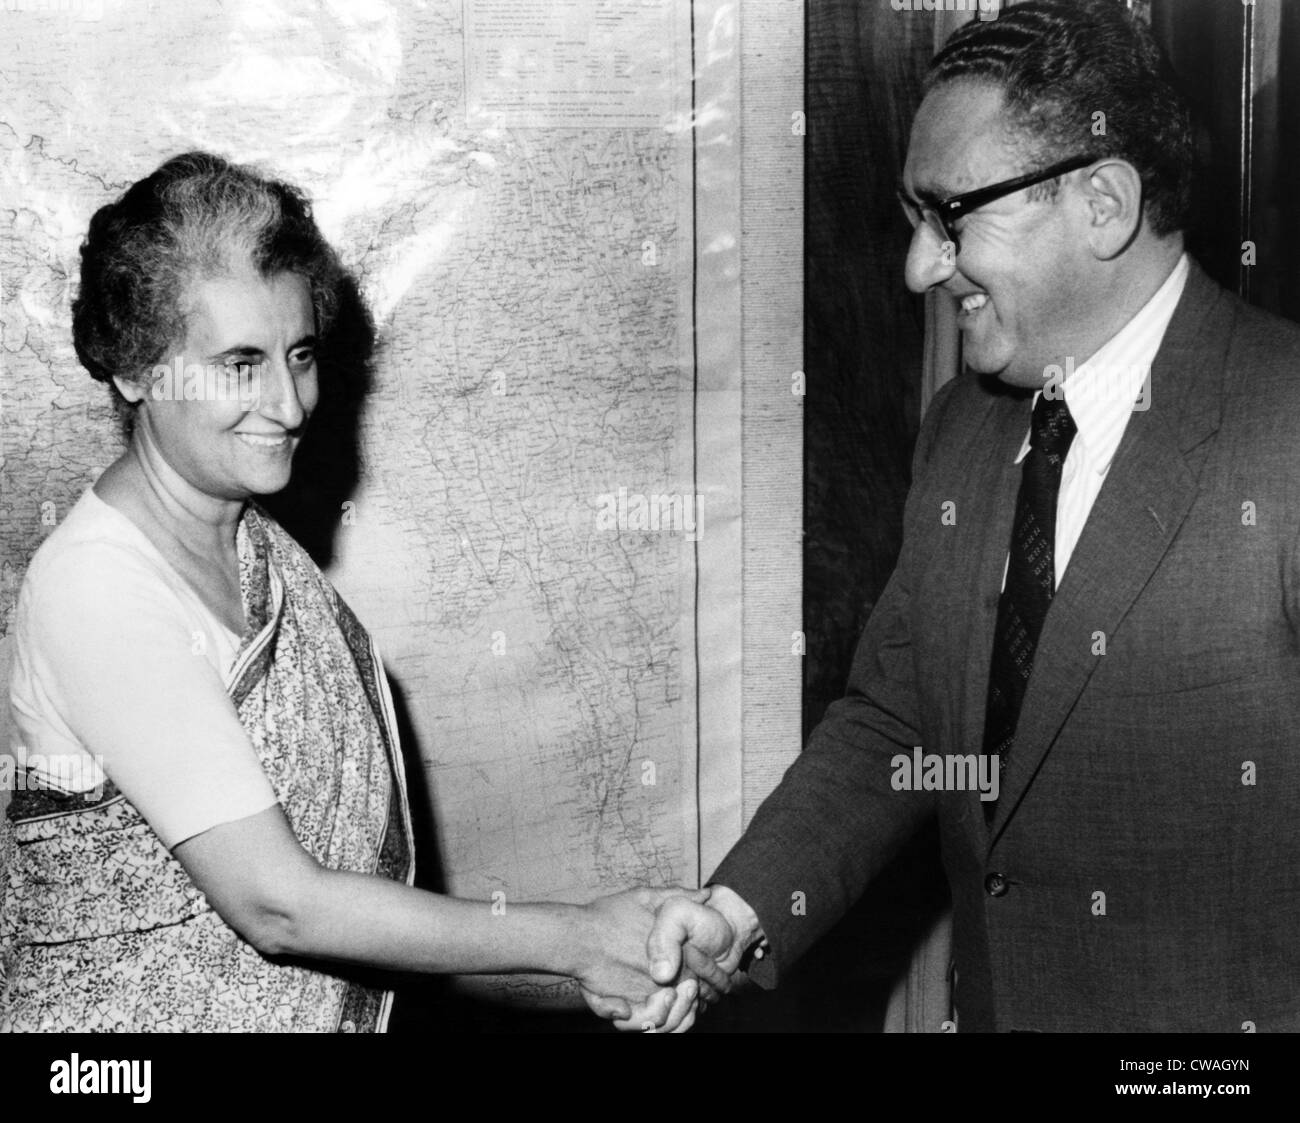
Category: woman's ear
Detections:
[{"x1": 111, "y1": 373, "x2": 150, "y2": 404}]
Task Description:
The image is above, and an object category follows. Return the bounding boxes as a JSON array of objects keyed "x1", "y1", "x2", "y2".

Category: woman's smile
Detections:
[{"x1": 234, "y1": 430, "x2": 295, "y2": 451}]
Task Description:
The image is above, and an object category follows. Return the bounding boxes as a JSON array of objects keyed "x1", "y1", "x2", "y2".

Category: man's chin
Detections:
[
  {"x1": 965, "y1": 351, "x2": 1043, "y2": 389},
  {"x1": 963, "y1": 351, "x2": 1013, "y2": 383}
]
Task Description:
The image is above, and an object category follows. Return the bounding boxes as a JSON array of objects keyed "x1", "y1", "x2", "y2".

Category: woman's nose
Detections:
[{"x1": 256, "y1": 358, "x2": 306, "y2": 429}]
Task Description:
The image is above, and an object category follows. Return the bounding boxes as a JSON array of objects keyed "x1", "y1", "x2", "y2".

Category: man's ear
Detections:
[{"x1": 1079, "y1": 159, "x2": 1144, "y2": 260}]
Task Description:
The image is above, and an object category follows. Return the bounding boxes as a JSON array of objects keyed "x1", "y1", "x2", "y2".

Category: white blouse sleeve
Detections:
[{"x1": 16, "y1": 537, "x2": 278, "y2": 848}]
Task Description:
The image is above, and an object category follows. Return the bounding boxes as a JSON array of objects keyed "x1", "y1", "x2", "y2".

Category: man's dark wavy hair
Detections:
[
  {"x1": 72, "y1": 151, "x2": 345, "y2": 408},
  {"x1": 924, "y1": 0, "x2": 1194, "y2": 236}
]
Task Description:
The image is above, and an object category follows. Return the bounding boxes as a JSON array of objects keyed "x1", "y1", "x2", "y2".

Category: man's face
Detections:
[{"x1": 901, "y1": 80, "x2": 1093, "y2": 388}]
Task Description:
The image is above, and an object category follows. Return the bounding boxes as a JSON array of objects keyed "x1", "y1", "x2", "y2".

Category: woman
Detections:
[{"x1": 0, "y1": 152, "x2": 728, "y2": 1032}]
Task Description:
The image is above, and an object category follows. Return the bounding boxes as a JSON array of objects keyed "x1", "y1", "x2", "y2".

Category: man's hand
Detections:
[
  {"x1": 646, "y1": 893, "x2": 738, "y2": 999},
  {"x1": 647, "y1": 883, "x2": 764, "y2": 995},
  {"x1": 572, "y1": 886, "x2": 734, "y2": 1032}
]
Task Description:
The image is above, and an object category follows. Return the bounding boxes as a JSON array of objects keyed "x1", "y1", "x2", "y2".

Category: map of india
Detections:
[{"x1": 0, "y1": 0, "x2": 709, "y2": 1003}]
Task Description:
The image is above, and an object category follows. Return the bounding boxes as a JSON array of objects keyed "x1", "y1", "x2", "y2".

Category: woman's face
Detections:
[{"x1": 125, "y1": 268, "x2": 319, "y2": 502}]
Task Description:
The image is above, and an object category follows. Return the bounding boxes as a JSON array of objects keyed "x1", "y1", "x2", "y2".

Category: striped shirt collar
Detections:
[{"x1": 1016, "y1": 253, "x2": 1190, "y2": 470}]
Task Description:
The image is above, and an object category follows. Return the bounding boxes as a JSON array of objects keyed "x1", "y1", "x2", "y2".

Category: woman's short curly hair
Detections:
[{"x1": 72, "y1": 151, "x2": 345, "y2": 402}]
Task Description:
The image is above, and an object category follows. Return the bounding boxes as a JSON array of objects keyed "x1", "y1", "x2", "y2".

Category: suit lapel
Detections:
[
  {"x1": 983, "y1": 260, "x2": 1231, "y2": 844},
  {"x1": 950, "y1": 389, "x2": 1028, "y2": 851}
]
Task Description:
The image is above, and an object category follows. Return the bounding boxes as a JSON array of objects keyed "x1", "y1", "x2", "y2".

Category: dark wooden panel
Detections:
[
  {"x1": 777, "y1": 0, "x2": 950, "y2": 1035},
  {"x1": 1153, "y1": 0, "x2": 1299, "y2": 319},
  {"x1": 804, "y1": 0, "x2": 931, "y2": 738}
]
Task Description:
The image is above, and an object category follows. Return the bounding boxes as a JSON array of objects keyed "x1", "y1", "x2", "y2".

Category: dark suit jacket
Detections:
[{"x1": 713, "y1": 259, "x2": 1300, "y2": 1031}]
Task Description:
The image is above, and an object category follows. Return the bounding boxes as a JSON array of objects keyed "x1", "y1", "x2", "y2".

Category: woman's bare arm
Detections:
[{"x1": 174, "y1": 804, "x2": 729, "y2": 1027}]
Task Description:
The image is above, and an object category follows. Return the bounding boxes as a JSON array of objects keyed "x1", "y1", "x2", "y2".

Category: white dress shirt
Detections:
[{"x1": 1007, "y1": 253, "x2": 1190, "y2": 589}]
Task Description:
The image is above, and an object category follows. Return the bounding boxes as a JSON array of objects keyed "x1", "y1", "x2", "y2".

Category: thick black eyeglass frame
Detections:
[{"x1": 898, "y1": 154, "x2": 1099, "y2": 254}]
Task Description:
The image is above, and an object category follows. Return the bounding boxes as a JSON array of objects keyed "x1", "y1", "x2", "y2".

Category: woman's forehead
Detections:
[{"x1": 178, "y1": 270, "x2": 314, "y2": 348}]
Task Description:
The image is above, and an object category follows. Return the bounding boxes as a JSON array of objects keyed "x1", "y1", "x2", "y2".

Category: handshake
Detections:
[{"x1": 569, "y1": 884, "x2": 764, "y2": 1033}]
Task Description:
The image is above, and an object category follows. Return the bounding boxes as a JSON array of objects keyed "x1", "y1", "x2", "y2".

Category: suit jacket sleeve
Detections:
[{"x1": 709, "y1": 377, "x2": 961, "y2": 986}]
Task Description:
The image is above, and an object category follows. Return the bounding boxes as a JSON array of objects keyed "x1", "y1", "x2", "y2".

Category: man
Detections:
[{"x1": 646, "y1": 0, "x2": 1300, "y2": 1031}]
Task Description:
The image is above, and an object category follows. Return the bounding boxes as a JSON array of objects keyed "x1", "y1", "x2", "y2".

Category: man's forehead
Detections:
[{"x1": 903, "y1": 80, "x2": 1015, "y2": 198}]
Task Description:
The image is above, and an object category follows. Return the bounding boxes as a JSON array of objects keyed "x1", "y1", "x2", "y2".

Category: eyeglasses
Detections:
[{"x1": 897, "y1": 154, "x2": 1098, "y2": 255}]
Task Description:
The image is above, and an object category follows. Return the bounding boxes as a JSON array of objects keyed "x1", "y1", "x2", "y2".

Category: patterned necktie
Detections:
[{"x1": 982, "y1": 393, "x2": 1077, "y2": 809}]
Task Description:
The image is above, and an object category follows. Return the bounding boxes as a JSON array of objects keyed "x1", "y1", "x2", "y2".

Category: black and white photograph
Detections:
[{"x1": 0, "y1": 0, "x2": 1295, "y2": 1100}]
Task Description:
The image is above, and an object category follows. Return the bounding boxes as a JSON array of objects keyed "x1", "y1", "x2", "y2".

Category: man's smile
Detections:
[{"x1": 956, "y1": 290, "x2": 991, "y2": 324}]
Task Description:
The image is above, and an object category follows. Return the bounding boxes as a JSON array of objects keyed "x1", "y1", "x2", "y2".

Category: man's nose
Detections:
[{"x1": 904, "y1": 225, "x2": 957, "y2": 293}]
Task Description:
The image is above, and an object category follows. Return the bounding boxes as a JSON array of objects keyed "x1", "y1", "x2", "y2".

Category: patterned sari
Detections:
[{"x1": 0, "y1": 504, "x2": 414, "y2": 1031}]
